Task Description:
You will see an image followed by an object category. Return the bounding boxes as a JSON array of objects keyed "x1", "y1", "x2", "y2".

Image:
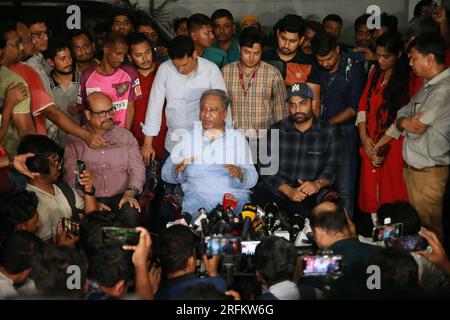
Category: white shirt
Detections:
[
  {"x1": 26, "y1": 183, "x2": 84, "y2": 241},
  {"x1": 0, "y1": 272, "x2": 36, "y2": 299},
  {"x1": 141, "y1": 57, "x2": 229, "y2": 152}
]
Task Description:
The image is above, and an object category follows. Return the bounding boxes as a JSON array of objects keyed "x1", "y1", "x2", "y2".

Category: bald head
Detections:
[
  {"x1": 85, "y1": 92, "x2": 115, "y2": 132},
  {"x1": 86, "y1": 91, "x2": 112, "y2": 112},
  {"x1": 311, "y1": 202, "x2": 348, "y2": 234},
  {"x1": 313, "y1": 202, "x2": 339, "y2": 214}
]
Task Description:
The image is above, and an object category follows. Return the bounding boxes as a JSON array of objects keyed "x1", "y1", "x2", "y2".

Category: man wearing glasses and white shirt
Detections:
[{"x1": 140, "y1": 35, "x2": 230, "y2": 166}]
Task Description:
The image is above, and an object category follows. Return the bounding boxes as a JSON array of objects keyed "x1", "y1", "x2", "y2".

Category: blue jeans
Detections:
[{"x1": 336, "y1": 124, "x2": 358, "y2": 218}]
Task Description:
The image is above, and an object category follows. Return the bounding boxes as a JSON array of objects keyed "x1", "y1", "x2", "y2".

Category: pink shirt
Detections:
[{"x1": 77, "y1": 64, "x2": 142, "y2": 128}]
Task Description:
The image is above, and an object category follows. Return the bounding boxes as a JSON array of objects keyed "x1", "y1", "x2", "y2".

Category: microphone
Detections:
[
  {"x1": 223, "y1": 193, "x2": 238, "y2": 225},
  {"x1": 241, "y1": 203, "x2": 257, "y2": 240},
  {"x1": 263, "y1": 202, "x2": 279, "y2": 230},
  {"x1": 180, "y1": 212, "x2": 193, "y2": 226},
  {"x1": 193, "y1": 208, "x2": 208, "y2": 231},
  {"x1": 270, "y1": 211, "x2": 289, "y2": 232},
  {"x1": 290, "y1": 214, "x2": 304, "y2": 243}
]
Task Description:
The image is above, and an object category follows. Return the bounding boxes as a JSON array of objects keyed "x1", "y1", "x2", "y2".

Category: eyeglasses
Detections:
[
  {"x1": 90, "y1": 106, "x2": 116, "y2": 118},
  {"x1": 31, "y1": 30, "x2": 51, "y2": 40}
]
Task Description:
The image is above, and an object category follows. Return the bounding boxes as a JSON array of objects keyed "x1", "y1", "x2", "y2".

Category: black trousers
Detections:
[{"x1": 97, "y1": 193, "x2": 140, "y2": 227}]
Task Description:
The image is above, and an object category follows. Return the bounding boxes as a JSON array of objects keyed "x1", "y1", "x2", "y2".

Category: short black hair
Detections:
[
  {"x1": 255, "y1": 236, "x2": 297, "y2": 286},
  {"x1": 32, "y1": 246, "x2": 88, "y2": 297},
  {"x1": 310, "y1": 203, "x2": 348, "y2": 234},
  {"x1": 180, "y1": 283, "x2": 229, "y2": 300},
  {"x1": 111, "y1": 9, "x2": 135, "y2": 26},
  {"x1": 0, "y1": 190, "x2": 38, "y2": 243},
  {"x1": 43, "y1": 37, "x2": 71, "y2": 60},
  {"x1": 354, "y1": 14, "x2": 370, "y2": 32},
  {"x1": 187, "y1": 13, "x2": 213, "y2": 33},
  {"x1": 322, "y1": 14, "x2": 343, "y2": 26},
  {"x1": 103, "y1": 31, "x2": 129, "y2": 48},
  {"x1": 239, "y1": 26, "x2": 264, "y2": 48},
  {"x1": 158, "y1": 225, "x2": 196, "y2": 274},
  {"x1": 406, "y1": 17, "x2": 440, "y2": 41},
  {"x1": 0, "y1": 21, "x2": 17, "y2": 46},
  {"x1": 0, "y1": 231, "x2": 43, "y2": 275},
  {"x1": 414, "y1": 0, "x2": 434, "y2": 18},
  {"x1": 277, "y1": 14, "x2": 305, "y2": 37},
  {"x1": 211, "y1": 9, "x2": 234, "y2": 22},
  {"x1": 377, "y1": 202, "x2": 421, "y2": 235},
  {"x1": 168, "y1": 35, "x2": 195, "y2": 59},
  {"x1": 24, "y1": 16, "x2": 46, "y2": 28},
  {"x1": 379, "y1": 13, "x2": 398, "y2": 32},
  {"x1": 173, "y1": 17, "x2": 188, "y2": 32},
  {"x1": 311, "y1": 31, "x2": 338, "y2": 56},
  {"x1": 17, "y1": 135, "x2": 62, "y2": 160},
  {"x1": 128, "y1": 32, "x2": 152, "y2": 49},
  {"x1": 409, "y1": 32, "x2": 447, "y2": 64},
  {"x1": 305, "y1": 20, "x2": 324, "y2": 34},
  {"x1": 70, "y1": 29, "x2": 94, "y2": 44},
  {"x1": 89, "y1": 246, "x2": 134, "y2": 288},
  {"x1": 135, "y1": 16, "x2": 158, "y2": 31}
]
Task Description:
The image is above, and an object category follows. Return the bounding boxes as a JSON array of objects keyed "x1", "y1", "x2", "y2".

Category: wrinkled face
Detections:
[
  {"x1": 129, "y1": 41, "x2": 153, "y2": 70},
  {"x1": 175, "y1": 21, "x2": 188, "y2": 36},
  {"x1": 192, "y1": 25, "x2": 214, "y2": 48},
  {"x1": 172, "y1": 53, "x2": 198, "y2": 75},
  {"x1": 409, "y1": 48, "x2": 429, "y2": 78},
  {"x1": 301, "y1": 28, "x2": 317, "y2": 55},
  {"x1": 16, "y1": 22, "x2": 33, "y2": 61},
  {"x1": 112, "y1": 15, "x2": 133, "y2": 35},
  {"x1": 288, "y1": 95, "x2": 313, "y2": 124},
  {"x1": 324, "y1": 21, "x2": 342, "y2": 39},
  {"x1": 355, "y1": 25, "x2": 372, "y2": 48},
  {"x1": 71, "y1": 34, "x2": 95, "y2": 63},
  {"x1": 277, "y1": 31, "x2": 301, "y2": 55},
  {"x1": 4, "y1": 30, "x2": 23, "y2": 65},
  {"x1": 51, "y1": 47, "x2": 73, "y2": 75},
  {"x1": 315, "y1": 47, "x2": 340, "y2": 70},
  {"x1": 138, "y1": 25, "x2": 159, "y2": 46},
  {"x1": 29, "y1": 22, "x2": 49, "y2": 53},
  {"x1": 376, "y1": 46, "x2": 399, "y2": 71},
  {"x1": 104, "y1": 42, "x2": 128, "y2": 69},
  {"x1": 200, "y1": 95, "x2": 227, "y2": 131},
  {"x1": 240, "y1": 43, "x2": 262, "y2": 69},
  {"x1": 213, "y1": 17, "x2": 234, "y2": 43}
]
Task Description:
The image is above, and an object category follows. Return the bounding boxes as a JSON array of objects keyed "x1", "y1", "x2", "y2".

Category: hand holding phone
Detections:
[
  {"x1": 75, "y1": 160, "x2": 86, "y2": 190},
  {"x1": 302, "y1": 254, "x2": 343, "y2": 276},
  {"x1": 62, "y1": 218, "x2": 80, "y2": 237},
  {"x1": 102, "y1": 227, "x2": 141, "y2": 246},
  {"x1": 400, "y1": 235, "x2": 429, "y2": 252}
]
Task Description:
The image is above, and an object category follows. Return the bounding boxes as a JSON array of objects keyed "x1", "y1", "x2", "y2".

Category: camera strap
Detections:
[{"x1": 55, "y1": 180, "x2": 84, "y2": 221}]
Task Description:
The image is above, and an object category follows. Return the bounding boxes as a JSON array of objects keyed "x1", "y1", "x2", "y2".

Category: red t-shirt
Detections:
[{"x1": 131, "y1": 61, "x2": 167, "y2": 161}]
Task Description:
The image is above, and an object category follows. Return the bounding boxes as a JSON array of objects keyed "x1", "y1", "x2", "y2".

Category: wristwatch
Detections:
[
  {"x1": 8, "y1": 154, "x2": 14, "y2": 169},
  {"x1": 314, "y1": 179, "x2": 323, "y2": 190},
  {"x1": 395, "y1": 118, "x2": 406, "y2": 132},
  {"x1": 83, "y1": 186, "x2": 96, "y2": 196}
]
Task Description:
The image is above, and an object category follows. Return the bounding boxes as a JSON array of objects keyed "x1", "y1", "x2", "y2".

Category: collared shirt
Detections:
[
  {"x1": 25, "y1": 53, "x2": 53, "y2": 96},
  {"x1": 320, "y1": 54, "x2": 366, "y2": 124},
  {"x1": 161, "y1": 121, "x2": 258, "y2": 217},
  {"x1": 48, "y1": 71, "x2": 81, "y2": 146},
  {"x1": 142, "y1": 57, "x2": 229, "y2": 153},
  {"x1": 268, "y1": 280, "x2": 300, "y2": 300},
  {"x1": 0, "y1": 66, "x2": 31, "y2": 155},
  {"x1": 63, "y1": 125, "x2": 146, "y2": 198},
  {"x1": 202, "y1": 47, "x2": 230, "y2": 69},
  {"x1": 392, "y1": 68, "x2": 450, "y2": 168},
  {"x1": 222, "y1": 61, "x2": 288, "y2": 137},
  {"x1": 262, "y1": 49, "x2": 321, "y2": 86},
  {"x1": 261, "y1": 117, "x2": 341, "y2": 194},
  {"x1": 212, "y1": 38, "x2": 240, "y2": 63}
]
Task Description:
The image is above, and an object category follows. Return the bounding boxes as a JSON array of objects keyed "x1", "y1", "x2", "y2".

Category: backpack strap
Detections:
[{"x1": 55, "y1": 180, "x2": 83, "y2": 221}]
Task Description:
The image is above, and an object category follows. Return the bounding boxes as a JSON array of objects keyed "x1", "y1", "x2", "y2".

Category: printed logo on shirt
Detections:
[
  {"x1": 112, "y1": 82, "x2": 130, "y2": 98},
  {"x1": 135, "y1": 85, "x2": 142, "y2": 96},
  {"x1": 112, "y1": 100, "x2": 127, "y2": 111},
  {"x1": 132, "y1": 78, "x2": 140, "y2": 88}
]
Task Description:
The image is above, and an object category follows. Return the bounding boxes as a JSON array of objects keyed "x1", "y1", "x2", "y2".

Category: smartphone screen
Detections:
[
  {"x1": 75, "y1": 160, "x2": 86, "y2": 190},
  {"x1": 302, "y1": 255, "x2": 342, "y2": 276},
  {"x1": 62, "y1": 218, "x2": 80, "y2": 237},
  {"x1": 400, "y1": 235, "x2": 428, "y2": 252},
  {"x1": 241, "y1": 241, "x2": 260, "y2": 256},
  {"x1": 102, "y1": 227, "x2": 141, "y2": 246},
  {"x1": 204, "y1": 237, "x2": 242, "y2": 255},
  {"x1": 372, "y1": 223, "x2": 403, "y2": 243}
]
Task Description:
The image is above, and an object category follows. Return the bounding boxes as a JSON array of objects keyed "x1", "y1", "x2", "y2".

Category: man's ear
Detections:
[
  {"x1": 84, "y1": 110, "x2": 91, "y2": 121},
  {"x1": 46, "y1": 59, "x2": 54, "y2": 68},
  {"x1": 298, "y1": 36, "x2": 305, "y2": 46},
  {"x1": 190, "y1": 31, "x2": 197, "y2": 42},
  {"x1": 192, "y1": 50, "x2": 198, "y2": 60},
  {"x1": 112, "y1": 280, "x2": 127, "y2": 297},
  {"x1": 336, "y1": 45, "x2": 340, "y2": 55}
]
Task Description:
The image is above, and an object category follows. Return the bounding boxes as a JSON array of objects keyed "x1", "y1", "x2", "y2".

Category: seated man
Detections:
[
  {"x1": 155, "y1": 224, "x2": 226, "y2": 300},
  {"x1": 255, "y1": 236, "x2": 321, "y2": 300},
  {"x1": 161, "y1": 89, "x2": 257, "y2": 217},
  {"x1": 64, "y1": 92, "x2": 146, "y2": 227},
  {"x1": 252, "y1": 83, "x2": 341, "y2": 217}
]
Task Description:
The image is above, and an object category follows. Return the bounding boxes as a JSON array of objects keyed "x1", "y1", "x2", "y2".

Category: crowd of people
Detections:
[{"x1": 0, "y1": 0, "x2": 449, "y2": 300}]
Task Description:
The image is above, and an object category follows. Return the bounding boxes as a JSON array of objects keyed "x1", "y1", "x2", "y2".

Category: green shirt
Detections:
[
  {"x1": 212, "y1": 38, "x2": 240, "y2": 64},
  {"x1": 0, "y1": 66, "x2": 31, "y2": 155},
  {"x1": 202, "y1": 47, "x2": 230, "y2": 69}
]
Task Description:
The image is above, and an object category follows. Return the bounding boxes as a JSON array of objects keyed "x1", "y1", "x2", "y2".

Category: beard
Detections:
[
  {"x1": 55, "y1": 67, "x2": 73, "y2": 75},
  {"x1": 289, "y1": 111, "x2": 313, "y2": 124}
]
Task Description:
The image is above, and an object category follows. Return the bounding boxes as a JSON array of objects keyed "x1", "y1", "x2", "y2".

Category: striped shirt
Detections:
[{"x1": 222, "y1": 61, "x2": 288, "y2": 138}]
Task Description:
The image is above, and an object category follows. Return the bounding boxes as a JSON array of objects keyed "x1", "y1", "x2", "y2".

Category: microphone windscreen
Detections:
[
  {"x1": 223, "y1": 193, "x2": 238, "y2": 212},
  {"x1": 241, "y1": 203, "x2": 257, "y2": 221}
]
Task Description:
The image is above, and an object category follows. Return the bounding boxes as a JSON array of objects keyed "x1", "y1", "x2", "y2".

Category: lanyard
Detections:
[{"x1": 238, "y1": 63, "x2": 259, "y2": 96}]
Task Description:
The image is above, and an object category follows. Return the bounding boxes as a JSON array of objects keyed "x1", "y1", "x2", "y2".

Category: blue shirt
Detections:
[
  {"x1": 319, "y1": 54, "x2": 366, "y2": 125},
  {"x1": 162, "y1": 122, "x2": 258, "y2": 218}
]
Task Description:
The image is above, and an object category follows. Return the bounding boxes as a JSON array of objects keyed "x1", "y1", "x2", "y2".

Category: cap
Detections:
[
  {"x1": 240, "y1": 15, "x2": 261, "y2": 28},
  {"x1": 286, "y1": 83, "x2": 314, "y2": 101}
]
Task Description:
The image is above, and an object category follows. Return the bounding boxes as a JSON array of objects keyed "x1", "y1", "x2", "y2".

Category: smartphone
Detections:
[
  {"x1": 372, "y1": 223, "x2": 403, "y2": 243},
  {"x1": 62, "y1": 218, "x2": 80, "y2": 237},
  {"x1": 26, "y1": 156, "x2": 50, "y2": 175},
  {"x1": 302, "y1": 254, "x2": 343, "y2": 276},
  {"x1": 102, "y1": 227, "x2": 141, "y2": 246},
  {"x1": 399, "y1": 235, "x2": 429, "y2": 252},
  {"x1": 241, "y1": 241, "x2": 260, "y2": 256},
  {"x1": 204, "y1": 236, "x2": 242, "y2": 255},
  {"x1": 75, "y1": 160, "x2": 86, "y2": 190}
]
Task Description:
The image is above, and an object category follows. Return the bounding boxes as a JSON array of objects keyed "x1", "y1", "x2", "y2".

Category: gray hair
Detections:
[{"x1": 200, "y1": 89, "x2": 230, "y2": 110}]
